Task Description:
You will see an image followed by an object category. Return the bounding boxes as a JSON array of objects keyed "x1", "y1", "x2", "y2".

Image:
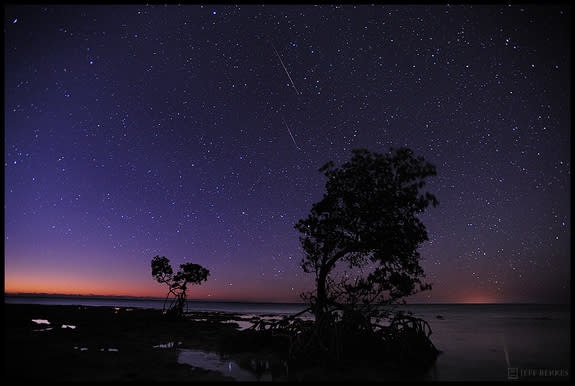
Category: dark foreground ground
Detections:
[
  {"x1": 4, "y1": 304, "x2": 239, "y2": 382},
  {"x1": 3, "y1": 303, "x2": 426, "y2": 382}
]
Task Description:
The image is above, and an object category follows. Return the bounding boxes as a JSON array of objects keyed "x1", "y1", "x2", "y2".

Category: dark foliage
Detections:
[
  {"x1": 295, "y1": 147, "x2": 438, "y2": 320},
  {"x1": 151, "y1": 255, "x2": 210, "y2": 319},
  {"x1": 288, "y1": 147, "x2": 439, "y2": 369}
]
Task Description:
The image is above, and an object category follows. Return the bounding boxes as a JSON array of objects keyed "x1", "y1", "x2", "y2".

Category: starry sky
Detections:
[{"x1": 4, "y1": 4, "x2": 571, "y2": 303}]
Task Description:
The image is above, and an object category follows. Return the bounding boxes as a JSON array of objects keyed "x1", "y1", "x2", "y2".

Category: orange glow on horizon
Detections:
[
  {"x1": 4, "y1": 275, "x2": 301, "y2": 302},
  {"x1": 4, "y1": 257, "x2": 303, "y2": 302},
  {"x1": 5, "y1": 270, "x2": 162, "y2": 298},
  {"x1": 5, "y1": 282, "x2": 163, "y2": 298},
  {"x1": 5, "y1": 266, "x2": 504, "y2": 303},
  {"x1": 462, "y1": 294, "x2": 498, "y2": 304}
]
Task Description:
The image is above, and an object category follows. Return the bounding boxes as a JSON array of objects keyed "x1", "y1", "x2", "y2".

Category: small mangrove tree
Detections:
[{"x1": 151, "y1": 255, "x2": 210, "y2": 319}]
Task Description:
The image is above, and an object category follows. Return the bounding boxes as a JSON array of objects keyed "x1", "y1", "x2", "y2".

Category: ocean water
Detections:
[
  {"x1": 5, "y1": 295, "x2": 570, "y2": 381},
  {"x1": 399, "y1": 304, "x2": 571, "y2": 381}
]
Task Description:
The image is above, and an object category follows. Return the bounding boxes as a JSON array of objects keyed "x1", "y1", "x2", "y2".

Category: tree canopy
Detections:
[{"x1": 295, "y1": 147, "x2": 439, "y2": 321}]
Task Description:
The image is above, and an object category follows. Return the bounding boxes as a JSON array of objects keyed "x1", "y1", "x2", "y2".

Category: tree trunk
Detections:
[
  {"x1": 314, "y1": 269, "x2": 328, "y2": 323},
  {"x1": 314, "y1": 252, "x2": 342, "y2": 323}
]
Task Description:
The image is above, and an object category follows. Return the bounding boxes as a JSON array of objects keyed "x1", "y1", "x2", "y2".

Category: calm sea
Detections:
[{"x1": 4, "y1": 295, "x2": 570, "y2": 381}]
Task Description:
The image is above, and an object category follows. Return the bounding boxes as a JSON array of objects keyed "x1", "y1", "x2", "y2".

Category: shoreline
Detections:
[
  {"x1": 3, "y1": 303, "x2": 243, "y2": 382},
  {"x1": 6, "y1": 303, "x2": 568, "y2": 382},
  {"x1": 3, "y1": 303, "x2": 410, "y2": 382},
  {"x1": 6, "y1": 293, "x2": 568, "y2": 306}
]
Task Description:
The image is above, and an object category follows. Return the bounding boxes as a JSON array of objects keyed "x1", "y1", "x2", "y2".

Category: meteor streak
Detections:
[
  {"x1": 272, "y1": 43, "x2": 300, "y2": 96},
  {"x1": 282, "y1": 118, "x2": 300, "y2": 150}
]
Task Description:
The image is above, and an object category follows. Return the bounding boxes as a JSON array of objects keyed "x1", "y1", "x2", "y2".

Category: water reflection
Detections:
[
  {"x1": 31, "y1": 319, "x2": 78, "y2": 332},
  {"x1": 31, "y1": 319, "x2": 50, "y2": 325},
  {"x1": 153, "y1": 341, "x2": 182, "y2": 349},
  {"x1": 222, "y1": 320, "x2": 253, "y2": 331},
  {"x1": 175, "y1": 349, "x2": 288, "y2": 381},
  {"x1": 33, "y1": 327, "x2": 53, "y2": 332},
  {"x1": 99, "y1": 348, "x2": 119, "y2": 352},
  {"x1": 72, "y1": 346, "x2": 119, "y2": 352},
  {"x1": 31, "y1": 319, "x2": 53, "y2": 332}
]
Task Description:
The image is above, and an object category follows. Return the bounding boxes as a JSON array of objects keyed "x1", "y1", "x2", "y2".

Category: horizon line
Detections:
[{"x1": 4, "y1": 292, "x2": 569, "y2": 305}]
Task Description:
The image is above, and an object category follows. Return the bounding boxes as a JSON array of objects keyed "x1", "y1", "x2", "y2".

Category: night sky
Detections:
[{"x1": 4, "y1": 4, "x2": 570, "y2": 303}]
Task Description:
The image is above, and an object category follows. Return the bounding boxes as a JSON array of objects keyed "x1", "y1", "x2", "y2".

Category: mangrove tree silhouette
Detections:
[
  {"x1": 262, "y1": 147, "x2": 441, "y2": 369},
  {"x1": 295, "y1": 147, "x2": 438, "y2": 324},
  {"x1": 151, "y1": 255, "x2": 210, "y2": 319}
]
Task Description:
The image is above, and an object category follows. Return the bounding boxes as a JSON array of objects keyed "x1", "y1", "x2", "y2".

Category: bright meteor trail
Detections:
[{"x1": 272, "y1": 43, "x2": 300, "y2": 96}]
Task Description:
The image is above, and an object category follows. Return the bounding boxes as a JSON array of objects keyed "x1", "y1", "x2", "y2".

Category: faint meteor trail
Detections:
[
  {"x1": 503, "y1": 343, "x2": 510, "y2": 367},
  {"x1": 271, "y1": 43, "x2": 300, "y2": 96},
  {"x1": 501, "y1": 334, "x2": 511, "y2": 368},
  {"x1": 282, "y1": 118, "x2": 300, "y2": 150}
]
